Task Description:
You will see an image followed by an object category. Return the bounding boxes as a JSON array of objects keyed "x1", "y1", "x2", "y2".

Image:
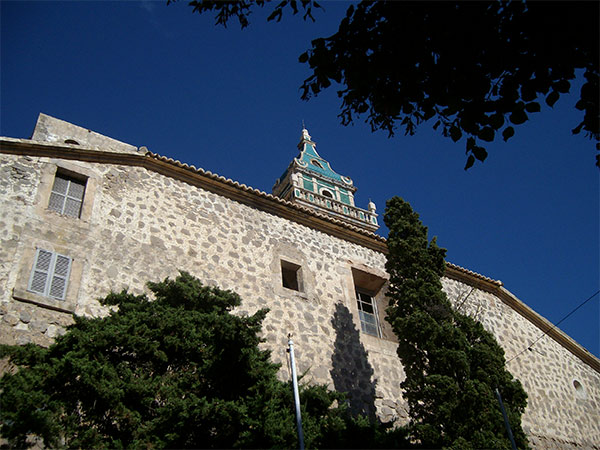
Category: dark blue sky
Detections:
[{"x1": 2, "y1": 1, "x2": 598, "y2": 357}]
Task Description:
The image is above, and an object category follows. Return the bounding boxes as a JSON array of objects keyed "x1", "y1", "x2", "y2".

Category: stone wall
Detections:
[
  {"x1": 1, "y1": 145, "x2": 598, "y2": 449},
  {"x1": 443, "y1": 278, "x2": 600, "y2": 448},
  {"x1": 31, "y1": 113, "x2": 138, "y2": 154}
]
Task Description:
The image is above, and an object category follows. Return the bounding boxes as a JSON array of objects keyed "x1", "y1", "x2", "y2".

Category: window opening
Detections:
[
  {"x1": 573, "y1": 380, "x2": 587, "y2": 399},
  {"x1": 281, "y1": 260, "x2": 302, "y2": 292},
  {"x1": 352, "y1": 267, "x2": 386, "y2": 338},
  {"x1": 28, "y1": 249, "x2": 72, "y2": 300},
  {"x1": 48, "y1": 171, "x2": 87, "y2": 218},
  {"x1": 310, "y1": 159, "x2": 324, "y2": 169},
  {"x1": 321, "y1": 189, "x2": 334, "y2": 198},
  {"x1": 356, "y1": 290, "x2": 380, "y2": 336}
]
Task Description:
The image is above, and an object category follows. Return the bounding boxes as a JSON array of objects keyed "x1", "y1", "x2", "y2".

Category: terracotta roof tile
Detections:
[
  {"x1": 145, "y1": 151, "x2": 387, "y2": 243},
  {"x1": 445, "y1": 261, "x2": 503, "y2": 286}
]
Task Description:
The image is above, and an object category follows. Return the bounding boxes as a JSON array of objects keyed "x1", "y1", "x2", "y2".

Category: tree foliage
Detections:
[
  {"x1": 174, "y1": 0, "x2": 599, "y2": 168},
  {"x1": 167, "y1": 0, "x2": 322, "y2": 28},
  {"x1": 384, "y1": 197, "x2": 529, "y2": 449},
  {"x1": 0, "y1": 272, "x2": 390, "y2": 449}
]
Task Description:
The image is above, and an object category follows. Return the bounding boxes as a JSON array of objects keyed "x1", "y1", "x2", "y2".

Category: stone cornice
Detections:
[
  {"x1": 2, "y1": 137, "x2": 598, "y2": 374},
  {"x1": 0, "y1": 138, "x2": 388, "y2": 253},
  {"x1": 494, "y1": 286, "x2": 600, "y2": 373}
]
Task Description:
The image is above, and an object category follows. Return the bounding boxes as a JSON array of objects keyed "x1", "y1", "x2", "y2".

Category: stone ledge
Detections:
[{"x1": 13, "y1": 288, "x2": 75, "y2": 314}]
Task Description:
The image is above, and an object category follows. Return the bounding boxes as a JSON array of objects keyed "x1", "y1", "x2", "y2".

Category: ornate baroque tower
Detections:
[{"x1": 272, "y1": 128, "x2": 378, "y2": 232}]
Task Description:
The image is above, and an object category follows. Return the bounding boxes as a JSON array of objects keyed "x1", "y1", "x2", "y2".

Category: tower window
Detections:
[
  {"x1": 321, "y1": 189, "x2": 334, "y2": 198},
  {"x1": 310, "y1": 159, "x2": 324, "y2": 169},
  {"x1": 281, "y1": 260, "x2": 303, "y2": 292}
]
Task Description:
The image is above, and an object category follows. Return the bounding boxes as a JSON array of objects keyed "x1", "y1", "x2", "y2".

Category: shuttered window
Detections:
[
  {"x1": 48, "y1": 172, "x2": 86, "y2": 218},
  {"x1": 28, "y1": 249, "x2": 72, "y2": 300}
]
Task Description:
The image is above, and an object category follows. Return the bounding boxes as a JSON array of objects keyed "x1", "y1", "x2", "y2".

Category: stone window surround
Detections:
[
  {"x1": 272, "y1": 248, "x2": 313, "y2": 301},
  {"x1": 350, "y1": 265, "x2": 393, "y2": 341},
  {"x1": 12, "y1": 240, "x2": 84, "y2": 313},
  {"x1": 34, "y1": 160, "x2": 100, "y2": 226}
]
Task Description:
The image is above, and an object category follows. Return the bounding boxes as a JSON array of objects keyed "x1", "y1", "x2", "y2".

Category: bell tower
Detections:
[{"x1": 272, "y1": 127, "x2": 378, "y2": 232}]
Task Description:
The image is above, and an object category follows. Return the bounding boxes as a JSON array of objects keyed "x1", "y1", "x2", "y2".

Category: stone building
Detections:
[{"x1": 0, "y1": 113, "x2": 598, "y2": 449}]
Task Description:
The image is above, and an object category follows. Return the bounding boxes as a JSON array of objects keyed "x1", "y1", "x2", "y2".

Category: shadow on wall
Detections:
[{"x1": 330, "y1": 303, "x2": 376, "y2": 420}]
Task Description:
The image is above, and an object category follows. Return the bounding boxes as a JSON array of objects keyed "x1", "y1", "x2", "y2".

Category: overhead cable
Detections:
[{"x1": 506, "y1": 289, "x2": 599, "y2": 364}]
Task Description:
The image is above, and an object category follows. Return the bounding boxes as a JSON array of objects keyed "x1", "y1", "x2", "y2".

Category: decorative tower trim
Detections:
[{"x1": 273, "y1": 127, "x2": 378, "y2": 232}]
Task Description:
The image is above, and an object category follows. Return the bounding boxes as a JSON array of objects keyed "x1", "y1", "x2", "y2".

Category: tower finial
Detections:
[{"x1": 301, "y1": 122, "x2": 311, "y2": 141}]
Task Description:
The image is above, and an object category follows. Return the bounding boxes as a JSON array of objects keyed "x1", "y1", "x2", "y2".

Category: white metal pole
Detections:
[{"x1": 288, "y1": 336, "x2": 305, "y2": 450}]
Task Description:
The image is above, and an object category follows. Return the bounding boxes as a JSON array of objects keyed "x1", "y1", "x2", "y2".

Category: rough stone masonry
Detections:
[{"x1": 0, "y1": 114, "x2": 598, "y2": 449}]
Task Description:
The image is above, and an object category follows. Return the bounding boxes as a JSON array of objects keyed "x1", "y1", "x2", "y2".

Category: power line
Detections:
[
  {"x1": 455, "y1": 286, "x2": 476, "y2": 312},
  {"x1": 506, "y1": 289, "x2": 600, "y2": 365}
]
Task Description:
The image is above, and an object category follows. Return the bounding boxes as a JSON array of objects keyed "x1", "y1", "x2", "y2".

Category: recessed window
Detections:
[
  {"x1": 48, "y1": 170, "x2": 87, "y2": 218},
  {"x1": 352, "y1": 267, "x2": 386, "y2": 338},
  {"x1": 28, "y1": 249, "x2": 72, "y2": 300},
  {"x1": 321, "y1": 189, "x2": 334, "y2": 198},
  {"x1": 64, "y1": 139, "x2": 79, "y2": 145},
  {"x1": 281, "y1": 260, "x2": 303, "y2": 292},
  {"x1": 356, "y1": 290, "x2": 380, "y2": 336}
]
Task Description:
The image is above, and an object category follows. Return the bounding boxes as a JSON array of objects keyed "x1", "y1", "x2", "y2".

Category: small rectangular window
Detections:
[
  {"x1": 48, "y1": 171, "x2": 86, "y2": 218},
  {"x1": 352, "y1": 267, "x2": 386, "y2": 338},
  {"x1": 28, "y1": 249, "x2": 72, "y2": 300},
  {"x1": 281, "y1": 260, "x2": 303, "y2": 292},
  {"x1": 356, "y1": 290, "x2": 380, "y2": 337}
]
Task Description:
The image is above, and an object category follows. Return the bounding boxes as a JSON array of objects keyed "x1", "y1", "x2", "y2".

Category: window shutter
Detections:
[
  {"x1": 64, "y1": 179, "x2": 85, "y2": 217},
  {"x1": 63, "y1": 196, "x2": 82, "y2": 218},
  {"x1": 48, "y1": 175, "x2": 68, "y2": 214},
  {"x1": 48, "y1": 173, "x2": 86, "y2": 218},
  {"x1": 29, "y1": 249, "x2": 52, "y2": 295},
  {"x1": 49, "y1": 254, "x2": 71, "y2": 300},
  {"x1": 28, "y1": 249, "x2": 72, "y2": 300}
]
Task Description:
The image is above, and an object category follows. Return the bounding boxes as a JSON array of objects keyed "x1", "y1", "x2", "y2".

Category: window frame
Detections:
[
  {"x1": 355, "y1": 288, "x2": 381, "y2": 337},
  {"x1": 320, "y1": 188, "x2": 334, "y2": 199},
  {"x1": 351, "y1": 266, "x2": 390, "y2": 339}
]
